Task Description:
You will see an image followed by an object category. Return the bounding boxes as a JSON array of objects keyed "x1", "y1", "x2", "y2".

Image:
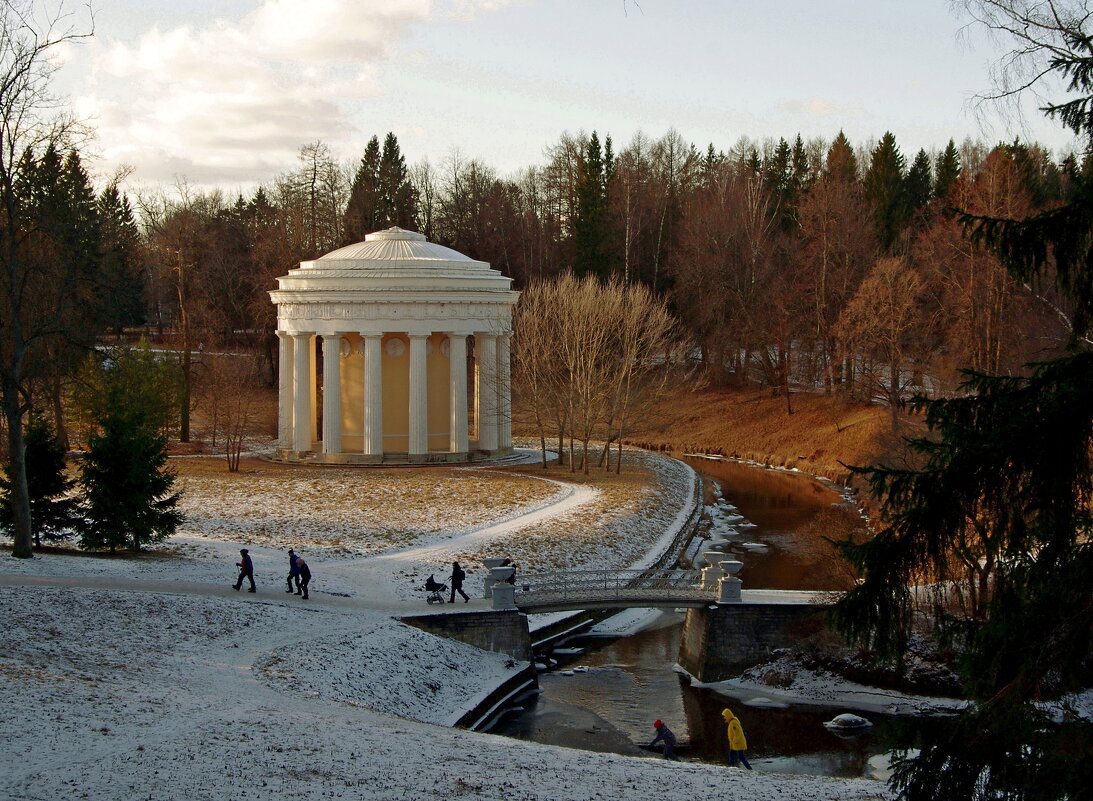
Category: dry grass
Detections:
[
  {"x1": 170, "y1": 456, "x2": 562, "y2": 557},
  {"x1": 619, "y1": 386, "x2": 927, "y2": 484}
]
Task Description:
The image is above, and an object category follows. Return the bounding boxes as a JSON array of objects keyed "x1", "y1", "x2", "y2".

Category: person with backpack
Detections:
[
  {"x1": 649, "y1": 719, "x2": 680, "y2": 761},
  {"x1": 233, "y1": 548, "x2": 255, "y2": 593},
  {"x1": 449, "y1": 561, "x2": 469, "y2": 603}
]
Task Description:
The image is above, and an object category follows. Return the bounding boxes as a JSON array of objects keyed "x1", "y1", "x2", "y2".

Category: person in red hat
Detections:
[{"x1": 648, "y1": 719, "x2": 680, "y2": 761}]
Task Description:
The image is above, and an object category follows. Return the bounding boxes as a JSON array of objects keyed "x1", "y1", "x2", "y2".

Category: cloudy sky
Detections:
[{"x1": 45, "y1": 0, "x2": 1078, "y2": 191}]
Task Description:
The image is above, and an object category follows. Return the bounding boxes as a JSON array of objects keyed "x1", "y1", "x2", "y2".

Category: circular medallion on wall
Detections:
[
  {"x1": 384, "y1": 338, "x2": 406, "y2": 358},
  {"x1": 440, "y1": 337, "x2": 451, "y2": 357},
  {"x1": 339, "y1": 338, "x2": 351, "y2": 358}
]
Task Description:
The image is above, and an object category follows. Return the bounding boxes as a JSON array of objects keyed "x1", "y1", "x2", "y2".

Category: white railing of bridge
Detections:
[{"x1": 513, "y1": 569, "x2": 710, "y2": 606}]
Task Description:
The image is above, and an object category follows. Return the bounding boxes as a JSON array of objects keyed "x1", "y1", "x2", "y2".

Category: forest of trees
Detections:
[{"x1": 75, "y1": 124, "x2": 1083, "y2": 430}]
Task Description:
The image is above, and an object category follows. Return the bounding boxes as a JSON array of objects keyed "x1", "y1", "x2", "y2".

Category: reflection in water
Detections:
[
  {"x1": 494, "y1": 458, "x2": 912, "y2": 778},
  {"x1": 496, "y1": 620, "x2": 925, "y2": 777},
  {"x1": 685, "y1": 457, "x2": 849, "y2": 591}
]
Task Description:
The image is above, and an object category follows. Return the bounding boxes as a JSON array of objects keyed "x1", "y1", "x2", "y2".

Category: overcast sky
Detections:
[{"x1": 47, "y1": 0, "x2": 1080, "y2": 193}]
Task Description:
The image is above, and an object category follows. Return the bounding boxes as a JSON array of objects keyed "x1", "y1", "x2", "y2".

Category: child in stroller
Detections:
[{"x1": 424, "y1": 574, "x2": 448, "y2": 604}]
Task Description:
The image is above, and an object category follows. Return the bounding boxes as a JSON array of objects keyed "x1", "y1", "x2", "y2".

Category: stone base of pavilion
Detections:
[{"x1": 271, "y1": 446, "x2": 519, "y2": 467}]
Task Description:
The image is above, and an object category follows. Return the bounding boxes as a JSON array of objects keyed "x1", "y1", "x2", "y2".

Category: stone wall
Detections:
[
  {"x1": 400, "y1": 610, "x2": 533, "y2": 662},
  {"x1": 678, "y1": 603, "x2": 825, "y2": 682}
]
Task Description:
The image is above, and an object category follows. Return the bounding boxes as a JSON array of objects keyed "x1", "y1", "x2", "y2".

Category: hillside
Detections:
[{"x1": 624, "y1": 386, "x2": 924, "y2": 486}]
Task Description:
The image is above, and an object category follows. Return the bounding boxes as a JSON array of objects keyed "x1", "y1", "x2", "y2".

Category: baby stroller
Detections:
[{"x1": 424, "y1": 574, "x2": 448, "y2": 604}]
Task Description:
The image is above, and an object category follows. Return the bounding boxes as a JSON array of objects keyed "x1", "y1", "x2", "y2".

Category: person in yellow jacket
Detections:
[{"x1": 721, "y1": 707, "x2": 753, "y2": 770}]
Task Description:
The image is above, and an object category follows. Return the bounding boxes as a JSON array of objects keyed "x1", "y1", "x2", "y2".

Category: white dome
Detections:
[
  {"x1": 269, "y1": 227, "x2": 518, "y2": 337},
  {"x1": 318, "y1": 227, "x2": 477, "y2": 265}
]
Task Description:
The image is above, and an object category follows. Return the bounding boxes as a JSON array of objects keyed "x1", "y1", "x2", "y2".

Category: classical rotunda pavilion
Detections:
[{"x1": 269, "y1": 227, "x2": 519, "y2": 464}]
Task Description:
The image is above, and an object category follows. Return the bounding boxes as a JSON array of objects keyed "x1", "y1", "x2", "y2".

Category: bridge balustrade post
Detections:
[
  {"x1": 482, "y1": 558, "x2": 509, "y2": 598},
  {"x1": 717, "y1": 560, "x2": 745, "y2": 603},
  {"x1": 492, "y1": 583, "x2": 516, "y2": 610}
]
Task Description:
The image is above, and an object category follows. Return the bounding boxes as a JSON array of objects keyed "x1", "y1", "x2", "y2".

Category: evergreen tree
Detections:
[
  {"x1": 342, "y1": 135, "x2": 382, "y2": 243},
  {"x1": 834, "y1": 357, "x2": 1093, "y2": 801},
  {"x1": 934, "y1": 138, "x2": 961, "y2": 201},
  {"x1": 863, "y1": 131, "x2": 908, "y2": 252},
  {"x1": 836, "y1": 5, "x2": 1093, "y2": 798},
  {"x1": 574, "y1": 131, "x2": 609, "y2": 277},
  {"x1": 906, "y1": 149, "x2": 933, "y2": 212},
  {"x1": 0, "y1": 412, "x2": 76, "y2": 546},
  {"x1": 790, "y1": 133, "x2": 811, "y2": 197},
  {"x1": 75, "y1": 346, "x2": 183, "y2": 553},
  {"x1": 98, "y1": 183, "x2": 146, "y2": 335},
  {"x1": 745, "y1": 146, "x2": 762, "y2": 178},
  {"x1": 377, "y1": 132, "x2": 417, "y2": 229},
  {"x1": 824, "y1": 131, "x2": 859, "y2": 183}
]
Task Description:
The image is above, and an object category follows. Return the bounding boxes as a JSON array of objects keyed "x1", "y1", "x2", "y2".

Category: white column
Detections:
[
  {"x1": 363, "y1": 334, "x2": 383, "y2": 456},
  {"x1": 321, "y1": 334, "x2": 342, "y2": 455},
  {"x1": 476, "y1": 333, "x2": 498, "y2": 452},
  {"x1": 309, "y1": 336, "x2": 318, "y2": 445},
  {"x1": 292, "y1": 333, "x2": 313, "y2": 452},
  {"x1": 408, "y1": 333, "x2": 429, "y2": 456},
  {"x1": 498, "y1": 333, "x2": 512, "y2": 450},
  {"x1": 277, "y1": 331, "x2": 294, "y2": 448},
  {"x1": 448, "y1": 334, "x2": 468, "y2": 454}
]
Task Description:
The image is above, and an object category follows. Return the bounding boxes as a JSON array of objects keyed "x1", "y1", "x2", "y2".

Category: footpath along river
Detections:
[{"x1": 493, "y1": 456, "x2": 931, "y2": 778}]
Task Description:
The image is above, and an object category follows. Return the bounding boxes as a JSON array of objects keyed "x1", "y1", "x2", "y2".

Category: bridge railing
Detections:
[{"x1": 513, "y1": 569, "x2": 707, "y2": 605}]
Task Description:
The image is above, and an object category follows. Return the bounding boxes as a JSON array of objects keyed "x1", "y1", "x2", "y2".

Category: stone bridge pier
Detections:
[{"x1": 677, "y1": 599, "x2": 828, "y2": 682}]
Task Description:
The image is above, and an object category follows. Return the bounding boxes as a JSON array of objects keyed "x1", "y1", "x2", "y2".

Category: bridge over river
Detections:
[{"x1": 501, "y1": 568, "x2": 833, "y2": 613}]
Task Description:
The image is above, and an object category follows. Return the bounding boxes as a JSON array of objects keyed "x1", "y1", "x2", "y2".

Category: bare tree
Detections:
[
  {"x1": 836, "y1": 257, "x2": 933, "y2": 430},
  {"x1": 0, "y1": 1, "x2": 94, "y2": 557},
  {"x1": 512, "y1": 272, "x2": 683, "y2": 474}
]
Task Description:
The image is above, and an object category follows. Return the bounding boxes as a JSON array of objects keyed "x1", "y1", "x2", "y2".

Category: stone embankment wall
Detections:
[
  {"x1": 401, "y1": 610, "x2": 533, "y2": 662},
  {"x1": 678, "y1": 603, "x2": 825, "y2": 682}
]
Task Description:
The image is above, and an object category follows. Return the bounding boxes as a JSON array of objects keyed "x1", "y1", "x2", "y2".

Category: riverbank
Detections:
[
  {"x1": 624, "y1": 385, "x2": 923, "y2": 485},
  {"x1": 2, "y1": 447, "x2": 892, "y2": 800}
]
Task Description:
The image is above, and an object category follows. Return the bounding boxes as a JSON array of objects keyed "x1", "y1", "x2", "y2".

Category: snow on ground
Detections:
[
  {"x1": 0, "y1": 450, "x2": 892, "y2": 800},
  {"x1": 688, "y1": 653, "x2": 968, "y2": 717}
]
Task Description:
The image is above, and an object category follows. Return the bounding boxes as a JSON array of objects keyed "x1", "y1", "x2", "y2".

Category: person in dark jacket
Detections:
[
  {"x1": 233, "y1": 548, "x2": 255, "y2": 592},
  {"x1": 286, "y1": 548, "x2": 301, "y2": 593},
  {"x1": 449, "y1": 561, "x2": 469, "y2": 603},
  {"x1": 649, "y1": 719, "x2": 680, "y2": 761},
  {"x1": 295, "y1": 555, "x2": 311, "y2": 599}
]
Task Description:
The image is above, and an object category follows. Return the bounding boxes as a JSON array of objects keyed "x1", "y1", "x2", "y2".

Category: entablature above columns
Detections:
[{"x1": 274, "y1": 299, "x2": 514, "y2": 337}]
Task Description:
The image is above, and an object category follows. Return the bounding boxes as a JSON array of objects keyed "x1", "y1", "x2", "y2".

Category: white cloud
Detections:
[{"x1": 78, "y1": 0, "x2": 497, "y2": 187}]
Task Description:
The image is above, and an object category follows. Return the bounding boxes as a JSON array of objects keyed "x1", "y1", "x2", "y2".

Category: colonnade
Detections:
[{"x1": 276, "y1": 329, "x2": 511, "y2": 462}]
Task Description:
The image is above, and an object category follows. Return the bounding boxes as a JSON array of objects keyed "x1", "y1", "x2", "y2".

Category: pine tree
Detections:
[
  {"x1": 98, "y1": 183, "x2": 146, "y2": 335},
  {"x1": 342, "y1": 135, "x2": 382, "y2": 243},
  {"x1": 76, "y1": 346, "x2": 183, "y2": 553},
  {"x1": 0, "y1": 412, "x2": 76, "y2": 546},
  {"x1": 906, "y1": 149, "x2": 933, "y2": 212},
  {"x1": 790, "y1": 133, "x2": 811, "y2": 197},
  {"x1": 934, "y1": 138, "x2": 961, "y2": 201},
  {"x1": 378, "y1": 132, "x2": 417, "y2": 229},
  {"x1": 835, "y1": 5, "x2": 1093, "y2": 799},
  {"x1": 863, "y1": 131, "x2": 908, "y2": 252},
  {"x1": 825, "y1": 131, "x2": 859, "y2": 183},
  {"x1": 574, "y1": 131, "x2": 609, "y2": 277}
]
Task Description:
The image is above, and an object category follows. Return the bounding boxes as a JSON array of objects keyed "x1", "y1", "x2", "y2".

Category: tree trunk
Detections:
[
  {"x1": 3, "y1": 374, "x2": 32, "y2": 558},
  {"x1": 50, "y1": 375, "x2": 69, "y2": 451}
]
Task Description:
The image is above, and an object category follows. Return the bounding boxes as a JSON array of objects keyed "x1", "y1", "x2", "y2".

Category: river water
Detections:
[{"x1": 492, "y1": 456, "x2": 925, "y2": 778}]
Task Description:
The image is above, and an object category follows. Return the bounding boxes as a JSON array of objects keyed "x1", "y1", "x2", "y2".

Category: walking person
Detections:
[
  {"x1": 722, "y1": 707, "x2": 753, "y2": 770},
  {"x1": 286, "y1": 548, "x2": 301, "y2": 594},
  {"x1": 649, "y1": 719, "x2": 681, "y2": 761},
  {"x1": 233, "y1": 548, "x2": 256, "y2": 593},
  {"x1": 296, "y1": 554, "x2": 311, "y2": 600},
  {"x1": 449, "y1": 561, "x2": 469, "y2": 603}
]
